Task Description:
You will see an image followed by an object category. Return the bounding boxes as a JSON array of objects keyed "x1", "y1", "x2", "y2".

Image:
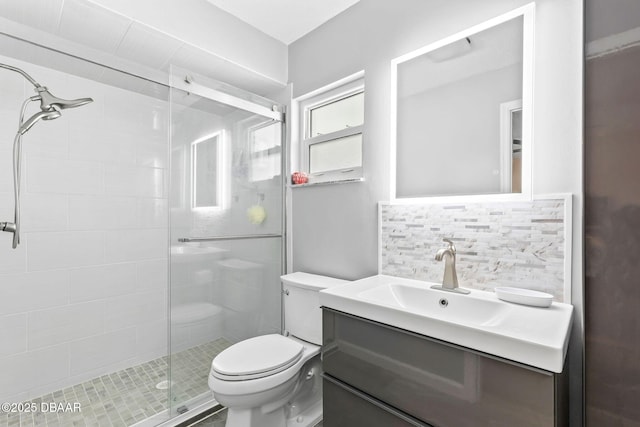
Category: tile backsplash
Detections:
[{"x1": 379, "y1": 197, "x2": 569, "y2": 301}]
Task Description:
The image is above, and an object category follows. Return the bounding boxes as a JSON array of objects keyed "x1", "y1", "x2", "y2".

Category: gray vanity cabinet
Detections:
[{"x1": 321, "y1": 308, "x2": 568, "y2": 427}]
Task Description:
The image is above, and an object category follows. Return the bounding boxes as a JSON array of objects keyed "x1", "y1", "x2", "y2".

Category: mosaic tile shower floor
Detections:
[{"x1": 2, "y1": 339, "x2": 231, "y2": 427}]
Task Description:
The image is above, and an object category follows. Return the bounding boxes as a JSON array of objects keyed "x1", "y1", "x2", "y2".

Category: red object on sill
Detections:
[{"x1": 292, "y1": 172, "x2": 309, "y2": 184}]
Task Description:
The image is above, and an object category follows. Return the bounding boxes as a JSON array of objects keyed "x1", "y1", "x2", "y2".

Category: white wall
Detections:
[
  {"x1": 288, "y1": 0, "x2": 583, "y2": 424},
  {"x1": 0, "y1": 54, "x2": 169, "y2": 402}
]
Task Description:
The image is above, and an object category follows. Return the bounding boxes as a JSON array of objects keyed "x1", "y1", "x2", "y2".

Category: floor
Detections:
[
  {"x1": 189, "y1": 409, "x2": 323, "y2": 427},
  {"x1": 2, "y1": 339, "x2": 231, "y2": 427}
]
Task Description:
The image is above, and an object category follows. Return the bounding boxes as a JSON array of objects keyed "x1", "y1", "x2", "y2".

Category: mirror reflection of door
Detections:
[
  {"x1": 499, "y1": 99, "x2": 522, "y2": 193},
  {"x1": 511, "y1": 108, "x2": 522, "y2": 193}
]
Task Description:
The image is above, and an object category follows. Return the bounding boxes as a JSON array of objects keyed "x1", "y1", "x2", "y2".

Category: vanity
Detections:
[
  {"x1": 319, "y1": 275, "x2": 573, "y2": 427},
  {"x1": 317, "y1": 3, "x2": 573, "y2": 425}
]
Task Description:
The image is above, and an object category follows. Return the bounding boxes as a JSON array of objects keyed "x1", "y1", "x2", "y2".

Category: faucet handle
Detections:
[{"x1": 442, "y1": 238, "x2": 456, "y2": 253}]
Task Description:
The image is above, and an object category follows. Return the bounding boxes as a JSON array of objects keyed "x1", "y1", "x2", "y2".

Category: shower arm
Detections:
[{"x1": 0, "y1": 63, "x2": 42, "y2": 89}]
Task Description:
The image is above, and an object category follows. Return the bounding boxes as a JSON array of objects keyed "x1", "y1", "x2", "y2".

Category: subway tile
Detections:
[
  {"x1": 21, "y1": 194, "x2": 68, "y2": 232},
  {"x1": 136, "y1": 141, "x2": 168, "y2": 168},
  {"x1": 26, "y1": 156, "x2": 103, "y2": 195},
  {"x1": 136, "y1": 259, "x2": 168, "y2": 292},
  {"x1": 69, "y1": 328, "x2": 137, "y2": 376},
  {"x1": 27, "y1": 301, "x2": 104, "y2": 350},
  {"x1": 21, "y1": 116, "x2": 69, "y2": 158},
  {"x1": 0, "y1": 236, "x2": 27, "y2": 273},
  {"x1": 69, "y1": 263, "x2": 138, "y2": 303},
  {"x1": 26, "y1": 231, "x2": 105, "y2": 271},
  {"x1": 0, "y1": 73, "x2": 26, "y2": 105},
  {"x1": 104, "y1": 229, "x2": 167, "y2": 263},
  {"x1": 137, "y1": 198, "x2": 168, "y2": 229},
  {"x1": 0, "y1": 145, "x2": 14, "y2": 194},
  {"x1": 104, "y1": 165, "x2": 137, "y2": 197},
  {"x1": 0, "y1": 314, "x2": 27, "y2": 356},
  {"x1": 137, "y1": 167, "x2": 166, "y2": 199},
  {"x1": 0, "y1": 270, "x2": 69, "y2": 315},
  {"x1": 103, "y1": 291, "x2": 166, "y2": 332},
  {"x1": 0, "y1": 344, "x2": 69, "y2": 400},
  {"x1": 135, "y1": 319, "x2": 168, "y2": 360},
  {"x1": 68, "y1": 125, "x2": 136, "y2": 165},
  {"x1": 68, "y1": 196, "x2": 137, "y2": 230}
]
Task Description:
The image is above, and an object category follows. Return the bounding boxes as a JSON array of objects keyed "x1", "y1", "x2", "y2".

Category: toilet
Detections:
[{"x1": 208, "y1": 272, "x2": 348, "y2": 427}]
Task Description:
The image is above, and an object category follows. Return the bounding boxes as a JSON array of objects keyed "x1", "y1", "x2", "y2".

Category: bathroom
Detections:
[{"x1": 0, "y1": 0, "x2": 637, "y2": 426}]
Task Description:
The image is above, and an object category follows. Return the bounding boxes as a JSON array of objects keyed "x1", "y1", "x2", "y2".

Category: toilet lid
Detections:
[{"x1": 212, "y1": 334, "x2": 304, "y2": 381}]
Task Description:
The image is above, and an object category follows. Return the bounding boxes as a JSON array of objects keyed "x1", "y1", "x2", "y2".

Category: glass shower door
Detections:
[{"x1": 168, "y1": 66, "x2": 285, "y2": 417}]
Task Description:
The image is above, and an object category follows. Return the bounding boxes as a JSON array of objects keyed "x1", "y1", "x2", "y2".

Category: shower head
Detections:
[
  {"x1": 37, "y1": 87, "x2": 93, "y2": 110},
  {"x1": 19, "y1": 109, "x2": 62, "y2": 135}
]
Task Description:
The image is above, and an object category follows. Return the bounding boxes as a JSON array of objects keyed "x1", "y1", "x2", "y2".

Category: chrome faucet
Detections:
[{"x1": 431, "y1": 239, "x2": 470, "y2": 294}]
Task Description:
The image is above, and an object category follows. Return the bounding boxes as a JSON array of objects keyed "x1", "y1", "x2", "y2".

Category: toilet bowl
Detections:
[{"x1": 208, "y1": 272, "x2": 348, "y2": 427}]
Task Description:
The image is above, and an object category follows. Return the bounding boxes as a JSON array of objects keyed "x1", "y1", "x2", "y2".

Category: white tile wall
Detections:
[
  {"x1": 68, "y1": 196, "x2": 138, "y2": 230},
  {"x1": 21, "y1": 194, "x2": 69, "y2": 232},
  {"x1": 68, "y1": 328, "x2": 137, "y2": 376},
  {"x1": 0, "y1": 270, "x2": 69, "y2": 315},
  {"x1": 0, "y1": 54, "x2": 169, "y2": 401},
  {"x1": 69, "y1": 263, "x2": 138, "y2": 303},
  {"x1": 0, "y1": 314, "x2": 27, "y2": 357},
  {"x1": 0, "y1": 344, "x2": 69, "y2": 402},
  {"x1": 27, "y1": 301, "x2": 104, "y2": 350},
  {"x1": 26, "y1": 231, "x2": 106, "y2": 271}
]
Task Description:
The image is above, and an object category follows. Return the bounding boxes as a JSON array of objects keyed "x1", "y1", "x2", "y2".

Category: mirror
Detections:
[
  {"x1": 392, "y1": 6, "x2": 533, "y2": 199},
  {"x1": 191, "y1": 132, "x2": 223, "y2": 208}
]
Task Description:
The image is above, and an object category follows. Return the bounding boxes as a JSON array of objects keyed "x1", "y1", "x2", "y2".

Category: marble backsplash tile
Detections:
[{"x1": 379, "y1": 198, "x2": 569, "y2": 301}]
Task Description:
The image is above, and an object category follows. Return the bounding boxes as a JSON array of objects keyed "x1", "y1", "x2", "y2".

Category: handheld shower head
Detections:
[
  {"x1": 1, "y1": 62, "x2": 95, "y2": 249},
  {"x1": 19, "y1": 109, "x2": 62, "y2": 135},
  {"x1": 37, "y1": 87, "x2": 93, "y2": 110}
]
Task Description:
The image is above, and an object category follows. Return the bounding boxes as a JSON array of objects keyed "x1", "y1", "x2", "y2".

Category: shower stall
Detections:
[{"x1": 0, "y1": 31, "x2": 285, "y2": 427}]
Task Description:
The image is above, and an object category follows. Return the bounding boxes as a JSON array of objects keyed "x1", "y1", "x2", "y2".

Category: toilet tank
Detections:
[{"x1": 282, "y1": 272, "x2": 348, "y2": 345}]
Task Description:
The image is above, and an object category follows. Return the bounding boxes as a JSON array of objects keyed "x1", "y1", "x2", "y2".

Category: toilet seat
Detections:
[{"x1": 212, "y1": 334, "x2": 304, "y2": 381}]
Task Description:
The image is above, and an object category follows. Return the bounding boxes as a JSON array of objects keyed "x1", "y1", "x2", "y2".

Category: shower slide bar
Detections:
[{"x1": 178, "y1": 234, "x2": 282, "y2": 243}]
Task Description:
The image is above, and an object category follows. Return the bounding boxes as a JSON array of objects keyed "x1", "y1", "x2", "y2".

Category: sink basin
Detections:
[
  {"x1": 358, "y1": 282, "x2": 509, "y2": 325},
  {"x1": 320, "y1": 275, "x2": 573, "y2": 373}
]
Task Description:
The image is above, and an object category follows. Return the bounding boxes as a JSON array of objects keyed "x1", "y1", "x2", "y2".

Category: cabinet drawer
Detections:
[
  {"x1": 322, "y1": 308, "x2": 558, "y2": 427},
  {"x1": 323, "y1": 375, "x2": 430, "y2": 427}
]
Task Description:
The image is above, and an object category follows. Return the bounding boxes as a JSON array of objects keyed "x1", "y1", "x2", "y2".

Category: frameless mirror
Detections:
[
  {"x1": 191, "y1": 132, "x2": 223, "y2": 208},
  {"x1": 392, "y1": 6, "x2": 533, "y2": 199}
]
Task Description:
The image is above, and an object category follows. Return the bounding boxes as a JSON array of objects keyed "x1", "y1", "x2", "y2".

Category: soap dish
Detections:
[{"x1": 494, "y1": 287, "x2": 553, "y2": 308}]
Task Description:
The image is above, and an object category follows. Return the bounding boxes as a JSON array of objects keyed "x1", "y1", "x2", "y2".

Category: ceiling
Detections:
[
  {"x1": 0, "y1": 0, "x2": 290, "y2": 96},
  {"x1": 206, "y1": 0, "x2": 360, "y2": 44}
]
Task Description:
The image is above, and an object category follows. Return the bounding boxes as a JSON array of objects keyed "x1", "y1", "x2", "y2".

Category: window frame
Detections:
[{"x1": 298, "y1": 75, "x2": 365, "y2": 184}]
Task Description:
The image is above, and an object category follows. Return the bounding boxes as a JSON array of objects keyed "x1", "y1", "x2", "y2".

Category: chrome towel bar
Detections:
[{"x1": 178, "y1": 234, "x2": 282, "y2": 243}]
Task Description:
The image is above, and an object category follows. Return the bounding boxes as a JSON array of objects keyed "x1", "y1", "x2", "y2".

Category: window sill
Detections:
[{"x1": 288, "y1": 177, "x2": 365, "y2": 188}]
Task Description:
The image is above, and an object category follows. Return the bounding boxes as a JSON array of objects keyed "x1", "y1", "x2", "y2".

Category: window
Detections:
[
  {"x1": 298, "y1": 73, "x2": 364, "y2": 184},
  {"x1": 249, "y1": 121, "x2": 281, "y2": 182}
]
